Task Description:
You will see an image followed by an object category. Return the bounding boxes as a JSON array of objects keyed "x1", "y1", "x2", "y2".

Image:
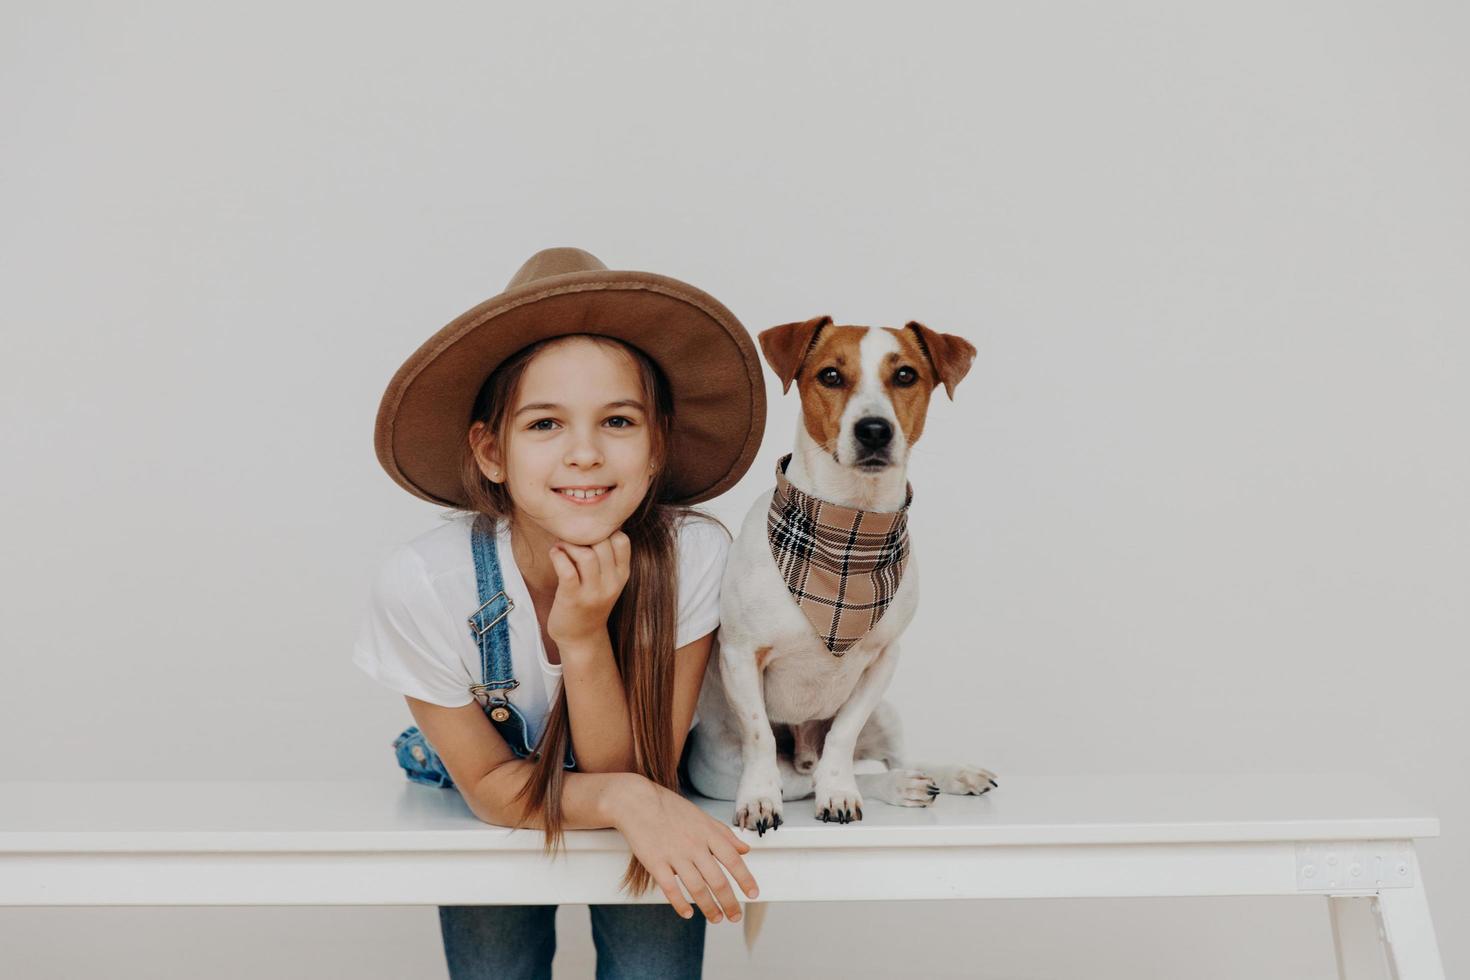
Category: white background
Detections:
[{"x1": 2, "y1": 2, "x2": 1465, "y2": 977}]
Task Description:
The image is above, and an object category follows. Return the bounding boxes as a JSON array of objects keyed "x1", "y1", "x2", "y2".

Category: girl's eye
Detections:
[
  {"x1": 528, "y1": 417, "x2": 637, "y2": 431},
  {"x1": 817, "y1": 367, "x2": 844, "y2": 388},
  {"x1": 893, "y1": 366, "x2": 918, "y2": 387}
]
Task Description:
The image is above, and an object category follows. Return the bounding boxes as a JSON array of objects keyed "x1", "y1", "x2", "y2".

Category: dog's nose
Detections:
[{"x1": 854, "y1": 417, "x2": 893, "y2": 449}]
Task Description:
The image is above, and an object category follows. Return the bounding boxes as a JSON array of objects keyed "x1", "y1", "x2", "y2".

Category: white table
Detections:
[{"x1": 0, "y1": 773, "x2": 1445, "y2": 978}]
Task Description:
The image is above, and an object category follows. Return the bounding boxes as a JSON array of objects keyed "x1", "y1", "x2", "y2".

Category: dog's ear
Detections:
[
  {"x1": 758, "y1": 315, "x2": 832, "y2": 395},
  {"x1": 904, "y1": 321, "x2": 976, "y2": 400}
]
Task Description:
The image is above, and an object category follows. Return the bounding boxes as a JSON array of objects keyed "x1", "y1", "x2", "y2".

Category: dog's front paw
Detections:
[
  {"x1": 734, "y1": 769, "x2": 784, "y2": 836},
  {"x1": 813, "y1": 783, "x2": 864, "y2": 823},
  {"x1": 734, "y1": 796, "x2": 783, "y2": 836},
  {"x1": 856, "y1": 768, "x2": 941, "y2": 807},
  {"x1": 922, "y1": 763, "x2": 999, "y2": 796}
]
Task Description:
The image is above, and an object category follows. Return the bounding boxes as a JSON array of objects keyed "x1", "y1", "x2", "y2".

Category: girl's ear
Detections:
[
  {"x1": 758, "y1": 315, "x2": 833, "y2": 395},
  {"x1": 469, "y1": 423, "x2": 505, "y2": 483}
]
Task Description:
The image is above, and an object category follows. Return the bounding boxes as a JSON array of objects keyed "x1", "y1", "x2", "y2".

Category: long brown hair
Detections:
[{"x1": 451, "y1": 333, "x2": 727, "y2": 894}]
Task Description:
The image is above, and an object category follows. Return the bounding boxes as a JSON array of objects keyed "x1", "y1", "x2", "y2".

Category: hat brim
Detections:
[{"x1": 375, "y1": 269, "x2": 766, "y2": 508}]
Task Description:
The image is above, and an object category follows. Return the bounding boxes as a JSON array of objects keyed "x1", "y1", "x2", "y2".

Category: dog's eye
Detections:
[
  {"x1": 816, "y1": 367, "x2": 844, "y2": 388},
  {"x1": 893, "y1": 366, "x2": 918, "y2": 387}
]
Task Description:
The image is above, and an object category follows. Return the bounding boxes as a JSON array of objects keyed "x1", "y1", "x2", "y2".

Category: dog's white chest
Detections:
[{"x1": 760, "y1": 640, "x2": 884, "y2": 723}]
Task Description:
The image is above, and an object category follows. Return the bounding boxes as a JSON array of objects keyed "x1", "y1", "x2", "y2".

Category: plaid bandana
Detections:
[{"x1": 766, "y1": 453, "x2": 914, "y2": 655}]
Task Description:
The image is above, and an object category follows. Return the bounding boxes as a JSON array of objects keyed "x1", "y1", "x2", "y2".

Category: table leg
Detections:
[
  {"x1": 1327, "y1": 843, "x2": 1444, "y2": 980},
  {"x1": 1329, "y1": 896, "x2": 1391, "y2": 980},
  {"x1": 1376, "y1": 884, "x2": 1446, "y2": 980}
]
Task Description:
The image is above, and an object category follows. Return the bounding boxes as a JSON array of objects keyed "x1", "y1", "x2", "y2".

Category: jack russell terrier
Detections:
[{"x1": 687, "y1": 315, "x2": 998, "y2": 833}]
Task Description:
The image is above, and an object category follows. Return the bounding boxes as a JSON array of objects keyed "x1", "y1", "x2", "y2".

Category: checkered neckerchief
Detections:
[{"x1": 766, "y1": 453, "x2": 913, "y2": 655}]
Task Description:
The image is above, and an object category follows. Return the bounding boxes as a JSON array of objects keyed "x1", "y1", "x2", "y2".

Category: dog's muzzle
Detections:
[{"x1": 853, "y1": 416, "x2": 894, "y2": 468}]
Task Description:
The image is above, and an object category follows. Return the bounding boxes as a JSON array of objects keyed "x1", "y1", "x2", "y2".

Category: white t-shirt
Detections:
[{"x1": 352, "y1": 510, "x2": 731, "y2": 748}]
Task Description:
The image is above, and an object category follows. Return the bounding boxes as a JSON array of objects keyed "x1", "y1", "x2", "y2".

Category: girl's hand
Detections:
[
  {"x1": 546, "y1": 531, "x2": 632, "y2": 646},
  {"x1": 611, "y1": 776, "x2": 759, "y2": 923}
]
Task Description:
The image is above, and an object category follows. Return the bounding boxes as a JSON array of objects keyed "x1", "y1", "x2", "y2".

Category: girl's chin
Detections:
[{"x1": 543, "y1": 510, "x2": 634, "y2": 544}]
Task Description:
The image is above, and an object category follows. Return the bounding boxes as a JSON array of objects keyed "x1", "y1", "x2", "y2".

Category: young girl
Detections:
[{"x1": 353, "y1": 247, "x2": 768, "y2": 980}]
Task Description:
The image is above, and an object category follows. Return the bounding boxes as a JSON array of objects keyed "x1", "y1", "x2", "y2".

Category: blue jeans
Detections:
[{"x1": 438, "y1": 903, "x2": 707, "y2": 979}]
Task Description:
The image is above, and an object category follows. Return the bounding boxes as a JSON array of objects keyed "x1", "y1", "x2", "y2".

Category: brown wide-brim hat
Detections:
[{"x1": 374, "y1": 247, "x2": 766, "y2": 508}]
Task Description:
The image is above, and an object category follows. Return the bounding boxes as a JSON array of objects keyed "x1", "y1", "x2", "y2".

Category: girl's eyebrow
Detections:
[{"x1": 514, "y1": 399, "x2": 645, "y2": 418}]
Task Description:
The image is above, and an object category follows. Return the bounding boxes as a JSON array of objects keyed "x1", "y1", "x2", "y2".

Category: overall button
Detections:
[{"x1": 490, "y1": 706, "x2": 511, "y2": 722}]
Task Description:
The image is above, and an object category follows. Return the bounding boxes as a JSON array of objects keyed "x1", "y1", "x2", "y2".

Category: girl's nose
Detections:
[{"x1": 564, "y1": 429, "x2": 605, "y2": 468}]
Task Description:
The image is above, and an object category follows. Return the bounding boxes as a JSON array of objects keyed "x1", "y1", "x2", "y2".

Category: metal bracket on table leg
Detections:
[{"x1": 1297, "y1": 841, "x2": 1414, "y2": 893}]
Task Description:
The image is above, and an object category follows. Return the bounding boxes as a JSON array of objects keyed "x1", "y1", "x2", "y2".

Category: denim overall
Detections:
[{"x1": 393, "y1": 514, "x2": 575, "y2": 787}]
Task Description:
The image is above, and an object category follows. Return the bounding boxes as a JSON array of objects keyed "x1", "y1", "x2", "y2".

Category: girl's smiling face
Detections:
[{"x1": 477, "y1": 337, "x2": 656, "y2": 547}]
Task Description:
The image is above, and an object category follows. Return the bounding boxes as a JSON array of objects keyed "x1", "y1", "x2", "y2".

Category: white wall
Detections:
[{"x1": 2, "y1": 2, "x2": 1465, "y2": 977}]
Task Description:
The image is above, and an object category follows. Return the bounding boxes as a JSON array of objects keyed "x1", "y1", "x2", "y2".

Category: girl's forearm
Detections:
[
  {"x1": 559, "y1": 631, "x2": 637, "y2": 772},
  {"x1": 469, "y1": 757, "x2": 637, "y2": 830}
]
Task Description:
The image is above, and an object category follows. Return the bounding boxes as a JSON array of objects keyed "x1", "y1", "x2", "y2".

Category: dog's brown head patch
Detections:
[
  {"x1": 880, "y1": 326, "x2": 934, "y2": 448},
  {"x1": 759, "y1": 316, "x2": 863, "y2": 453}
]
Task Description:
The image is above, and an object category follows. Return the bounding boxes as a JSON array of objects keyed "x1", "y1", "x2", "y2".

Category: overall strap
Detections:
[
  {"x1": 463, "y1": 513, "x2": 576, "y2": 771},
  {"x1": 467, "y1": 514, "x2": 517, "y2": 698}
]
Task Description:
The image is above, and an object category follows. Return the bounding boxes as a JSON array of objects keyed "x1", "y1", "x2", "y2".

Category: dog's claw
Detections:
[
  {"x1": 815, "y1": 786, "x2": 864, "y2": 824},
  {"x1": 925, "y1": 764, "x2": 999, "y2": 796},
  {"x1": 735, "y1": 793, "x2": 783, "y2": 834}
]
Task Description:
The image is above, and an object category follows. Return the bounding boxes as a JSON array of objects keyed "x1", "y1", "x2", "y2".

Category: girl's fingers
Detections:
[
  {"x1": 710, "y1": 840, "x2": 759, "y2": 900},
  {"x1": 559, "y1": 542, "x2": 601, "y2": 583},
  {"x1": 720, "y1": 823, "x2": 751, "y2": 853},
  {"x1": 589, "y1": 538, "x2": 619, "y2": 592},
  {"x1": 590, "y1": 537, "x2": 616, "y2": 578},
  {"x1": 610, "y1": 531, "x2": 631, "y2": 576},
  {"x1": 653, "y1": 869, "x2": 695, "y2": 920},
  {"x1": 692, "y1": 852, "x2": 742, "y2": 921},
  {"x1": 548, "y1": 546, "x2": 579, "y2": 585},
  {"x1": 673, "y1": 859, "x2": 723, "y2": 923}
]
